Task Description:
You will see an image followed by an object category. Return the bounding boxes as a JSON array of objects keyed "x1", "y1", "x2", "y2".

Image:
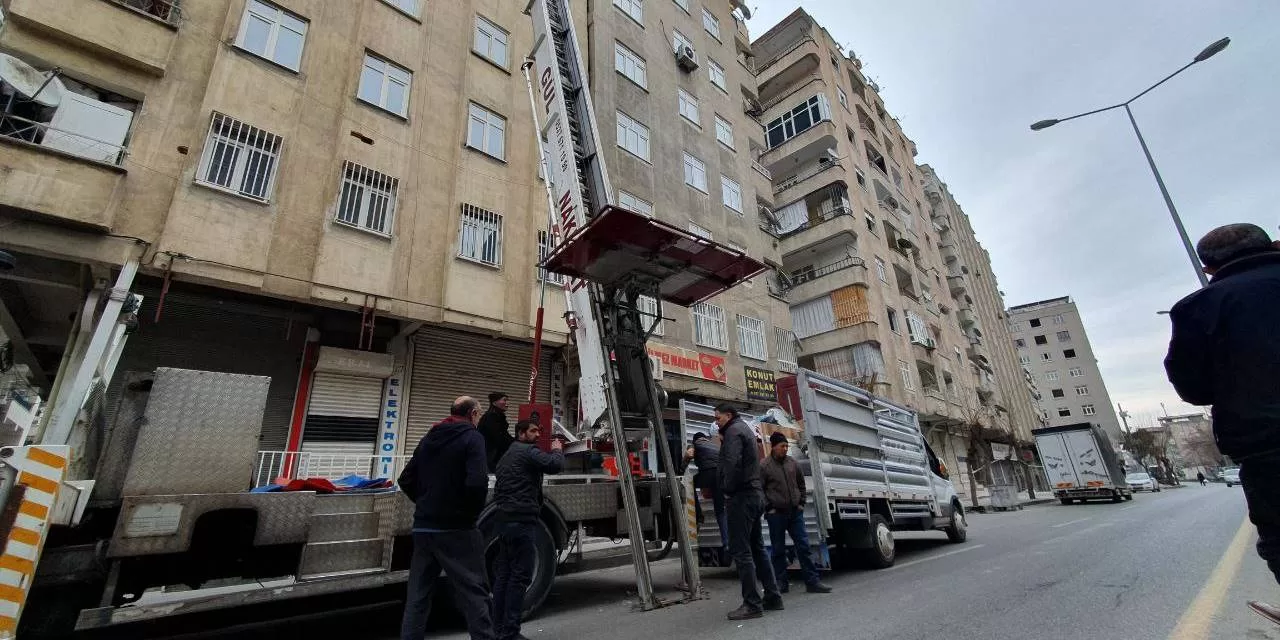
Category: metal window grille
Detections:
[
  {"x1": 1075, "y1": 385, "x2": 1089, "y2": 396},
  {"x1": 616, "y1": 111, "x2": 650, "y2": 161},
  {"x1": 774, "y1": 327, "x2": 798, "y2": 372},
  {"x1": 457, "y1": 204, "x2": 503, "y2": 266},
  {"x1": 692, "y1": 302, "x2": 727, "y2": 350},
  {"x1": 336, "y1": 161, "x2": 397, "y2": 235},
  {"x1": 1082, "y1": 404, "x2": 1096, "y2": 416},
  {"x1": 687, "y1": 222, "x2": 712, "y2": 240},
  {"x1": 615, "y1": 42, "x2": 647, "y2": 88},
  {"x1": 737, "y1": 315, "x2": 767, "y2": 360},
  {"x1": 637, "y1": 295, "x2": 663, "y2": 335},
  {"x1": 467, "y1": 103, "x2": 506, "y2": 159},
  {"x1": 196, "y1": 112, "x2": 283, "y2": 201},
  {"x1": 537, "y1": 230, "x2": 564, "y2": 284},
  {"x1": 1069, "y1": 367, "x2": 1084, "y2": 377},
  {"x1": 113, "y1": 0, "x2": 182, "y2": 23},
  {"x1": 899, "y1": 359, "x2": 915, "y2": 391},
  {"x1": 474, "y1": 16, "x2": 509, "y2": 67}
]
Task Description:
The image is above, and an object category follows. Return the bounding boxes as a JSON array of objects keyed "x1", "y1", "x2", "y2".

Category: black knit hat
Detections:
[{"x1": 769, "y1": 432, "x2": 788, "y2": 446}]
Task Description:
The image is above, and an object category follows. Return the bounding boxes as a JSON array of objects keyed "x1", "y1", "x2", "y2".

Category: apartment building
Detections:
[
  {"x1": 750, "y1": 8, "x2": 1033, "y2": 492},
  {"x1": 0, "y1": 0, "x2": 782, "y2": 468},
  {"x1": 1008, "y1": 297, "x2": 1123, "y2": 443}
]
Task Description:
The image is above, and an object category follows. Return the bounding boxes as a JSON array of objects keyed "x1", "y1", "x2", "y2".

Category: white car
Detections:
[
  {"x1": 1126, "y1": 472, "x2": 1160, "y2": 492},
  {"x1": 1223, "y1": 467, "x2": 1241, "y2": 487}
]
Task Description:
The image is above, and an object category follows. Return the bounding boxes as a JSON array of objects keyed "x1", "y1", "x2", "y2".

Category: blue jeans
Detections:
[
  {"x1": 491, "y1": 521, "x2": 536, "y2": 640},
  {"x1": 765, "y1": 508, "x2": 820, "y2": 588}
]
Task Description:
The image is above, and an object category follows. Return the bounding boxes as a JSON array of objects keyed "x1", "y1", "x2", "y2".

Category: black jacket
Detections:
[
  {"x1": 478, "y1": 407, "x2": 513, "y2": 472},
  {"x1": 718, "y1": 417, "x2": 762, "y2": 497},
  {"x1": 398, "y1": 418, "x2": 489, "y2": 530},
  {"x1": 494, "y1": 441, "x2": 564, "y2": 522},
  {"x1": 691, "y1": 438, "x2": 720, "y2": 489},
  {"x1": 762, "y1": 454, "x2": 806, "y2": 512},
  {"x1": 1165, "y1": 251, "x2": 1280, "y2": 460}
]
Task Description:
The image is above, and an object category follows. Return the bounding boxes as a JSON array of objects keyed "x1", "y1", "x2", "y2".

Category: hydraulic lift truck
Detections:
[{"x1": 0, "y1": 0, "x2": 766, "y2": 635}]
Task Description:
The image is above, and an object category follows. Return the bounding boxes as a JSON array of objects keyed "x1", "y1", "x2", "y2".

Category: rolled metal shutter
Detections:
[
  {"x1": 403, "y1": 327, "x2": 555, "y2": 453},
  {"x1": 302, "y1": 373, "x2": 382, "y2": 442}
]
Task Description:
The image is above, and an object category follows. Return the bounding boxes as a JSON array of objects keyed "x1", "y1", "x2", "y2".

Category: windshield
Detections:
[{"x1": 1223, "y1": 468, "x2": 1240, "y2": 476}]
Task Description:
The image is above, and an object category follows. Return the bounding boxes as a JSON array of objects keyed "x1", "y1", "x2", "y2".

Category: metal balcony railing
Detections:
[
  {"x1": 107, "y1": 0, "x2": 181, "y2": 24},
  {"x1": 779, "y1": 205, "x2": 851, "y2": 239},
  {"x1": 791, "y1": 254, "x2": 864, "y2": 284},
  {"x1": 751, "y1": 159, "x2": 772, "y2": 181},
  {"x1": 0, "y1": 113, "x2": 128, "y2": 165}
]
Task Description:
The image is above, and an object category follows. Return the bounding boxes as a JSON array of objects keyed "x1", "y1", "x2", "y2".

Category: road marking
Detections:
[
  {"x1": 1119, "y1": 505, "x2": 1139, "y2": 511},
  {"x1": 888, "y1": 544, "x2": 986, "y2": 571},
  {"x1": 1167, "y1": 517, "x2": 1253, "y2": 640},
  {"x1": 1051, "y1": 517, "x2": 1093, "y2": 528}
]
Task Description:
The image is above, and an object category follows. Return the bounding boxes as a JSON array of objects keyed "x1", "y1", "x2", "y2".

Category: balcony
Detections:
[
  {"x1": 957, "y1": 307, "x2": 978, "y2": 328},
  {"x1": 5, "y1": 0, "x2": 179, "y2": 76},
  {"x1": 757, "y1": 38, "x2": 819, "y2": 104},
  {"x1": 761, "y1": 119, "x2": 838, "y2": 174},
  {"x1": 799, "y1": 319, "x2": 879, "y2": 357},
  {"x1": 947, "y1": 272, "x2": 969, "y2": 297},
  {"x1": 733, "y1": 14, "x2": 752, "y2": 54},
  {"x1": 778, "y1": 204, "x2": 861, "y2": 257},
  {"x1": 788, "y1": 256, "x2": 868, "y2": 304},
  {"x1": 968, "y1": 341, "x2": 993, "y2": 372},
  {"x1": 772, "y1": 158, "x2": 840, "y2": 205},
  {"x1": 752, "y1": 159, "x2": 772, "y2": 182},
  {"x1": 940, "y1": 242, "x2": 960, "y2": 264},
  {"x1": 0, "y1": 116, "x2": 127, "y2": 231}
]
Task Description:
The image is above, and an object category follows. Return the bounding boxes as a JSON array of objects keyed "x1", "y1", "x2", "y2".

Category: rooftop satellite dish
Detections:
[{"x1": 0, "y1": 53, "x2": 64, "y2": 108}]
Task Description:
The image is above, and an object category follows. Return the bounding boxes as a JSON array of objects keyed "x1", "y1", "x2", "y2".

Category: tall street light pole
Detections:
[{"x1": 1030, "y1": 37, "x2": 1230, "y2": 289}]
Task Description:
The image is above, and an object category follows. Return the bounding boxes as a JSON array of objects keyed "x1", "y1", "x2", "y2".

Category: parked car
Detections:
[
  {"x1": 1223, "y1": 467, "x2": 1241, "y2": 487},
  {"x1": 1126, "y1": 472, "x2": 1161, "y2": 492}
]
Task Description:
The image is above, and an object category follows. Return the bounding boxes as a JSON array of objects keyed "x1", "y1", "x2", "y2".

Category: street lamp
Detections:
[{"x1": 1030, "y1": 37, "x2": 1230, "y2": 288}]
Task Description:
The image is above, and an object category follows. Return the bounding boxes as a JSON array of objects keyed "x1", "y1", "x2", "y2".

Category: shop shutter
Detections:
[
  {"x1": 403, "y1": 327, "x2": 555, "y2": 453},
  {"x1": 301, "y1": 373, "x2": 382, "y2": 443}
]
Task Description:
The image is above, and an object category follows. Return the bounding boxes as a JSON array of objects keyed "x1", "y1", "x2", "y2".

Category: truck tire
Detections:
[
  {"x1": 1123, "y1": 493, "x2": 1134, "y2": 501},
  {"x1": 862, "y1": 515, "x2": 896, "y2": 569},
  {"x1": 1059, "y1": 498, "x2": 1073, "y2": 505},
  {"x1": 944, "y1": 502, "x2": 967, "y2": 543},
  {"x1": 1111, "y1": 492, "x2": 1123, "y2": 503},
  {"x1": 481, "y1": 518, "x2": 558, "y2": 619}
]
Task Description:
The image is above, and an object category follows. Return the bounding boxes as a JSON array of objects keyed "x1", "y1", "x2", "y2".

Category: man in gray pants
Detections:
[{"x1": 716, "y1": 403, "x2": 783, "y2": 620}]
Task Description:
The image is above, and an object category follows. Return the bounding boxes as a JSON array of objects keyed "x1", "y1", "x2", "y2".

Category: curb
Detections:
[{"x1": 968, "y1": 497, "x2": 1057, "y2": 513}]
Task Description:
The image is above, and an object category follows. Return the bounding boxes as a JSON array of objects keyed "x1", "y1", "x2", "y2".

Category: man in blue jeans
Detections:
[
  {"x1": 492, "y1": 419, "x2": 564, "y2": 640},
  {"x1": 761, "y1": 432, "x2": 831, "y2": 594}
]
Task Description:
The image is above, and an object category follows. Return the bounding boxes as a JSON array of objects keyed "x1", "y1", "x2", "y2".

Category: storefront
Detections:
[{"x1": 296, "y1": 346, "x2": 395, "y2": 476}]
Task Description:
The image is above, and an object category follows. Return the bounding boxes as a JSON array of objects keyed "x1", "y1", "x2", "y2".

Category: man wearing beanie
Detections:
[{"x1": 761, "y1": 431, "x2": 831, "y2": 595}]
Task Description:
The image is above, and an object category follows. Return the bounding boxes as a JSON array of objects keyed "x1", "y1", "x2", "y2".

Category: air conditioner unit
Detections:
[{"x1": 676, "y1": 45, "x2": 699, "y2": 72}]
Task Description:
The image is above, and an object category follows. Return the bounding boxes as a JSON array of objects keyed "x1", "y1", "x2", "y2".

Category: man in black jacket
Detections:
[
  {"x1": 761, "y1": 432, "x2": 831, "y2": 594},
  {"x1": 398, "y1": 396, "x2": 494, "y2": 640},
  {"x1": 492, "y1": 420, "x2": 563, "y2": 640},
  {"x1": 685, "y1": 432, "x2": 728, "y2": 552},
  {"x1": 716, "y1": 404, "x2": 782, "y2": 620},
  {"x1": 479, "y1": 392, "x2": 513, "y2": 472},
  {"x1": 1165, "y1": 223, "x2": 1280, "y2": 623}
]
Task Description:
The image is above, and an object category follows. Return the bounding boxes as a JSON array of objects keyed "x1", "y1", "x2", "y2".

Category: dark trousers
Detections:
[
  {"x1": 766, "y1": 508, "x2": 820, "y2": 588},
  {"x1": 725, "y1": 491, "x2": 779, "y2": 610},
  {"x1": 401, "y1": 530, "x2": 494, "y2": 640},
  {"x1": 695, "y1": 484, "x2": 729, "y2": 551},
  {"x1": 492, "y1": 521, "x2": 536, "y2": 640},
  {"x1": 1240, "y1": 455, "x2": 1280, "y2": 584}
]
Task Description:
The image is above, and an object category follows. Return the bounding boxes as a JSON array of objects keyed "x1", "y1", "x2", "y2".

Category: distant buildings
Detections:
[{"x1": 1159, "y1": 412, "x2": 1225, "y2": 477}]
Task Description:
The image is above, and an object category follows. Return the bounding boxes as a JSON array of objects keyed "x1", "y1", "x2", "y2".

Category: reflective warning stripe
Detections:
[
  {"x1": 682, "y1": 475, "x2": 698, "y2": 550},
  {"x1": 0, "y1": 445, "x2": 70, "y2": 639}
]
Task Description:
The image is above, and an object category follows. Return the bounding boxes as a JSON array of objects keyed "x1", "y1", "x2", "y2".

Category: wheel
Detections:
[
  {"x1": 1111, "y1": 493, "x2": 1123, "y2": 503},
  {"x1": 862, "y1": 514, "x2": 896, "y2": 569},
  {"x1": 481, "y1": 518, "x2": 557, "y2": 619},
  {"x1": 1059, "y1": 498, "x2": 1073, "y2": 506},
  {"x1": 1123, "y1": 493, "x2": 1133, "y2": 501},
  {"x1": 944, "y1": 502, "x2": 967, "y2": 543},
  {"x1": 1227, "y1": 483, "x2": 1233, "y2": 488}
]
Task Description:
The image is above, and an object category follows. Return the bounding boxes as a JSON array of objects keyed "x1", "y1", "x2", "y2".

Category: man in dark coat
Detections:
[
  {"x1": 717, "y1": 404, "x2": 782, "y2": 620},
  {"x1": 398, "y1": 396, "x2": 494, "y2": 640},
  {"x1": 685, "y1": 432, "x2": 728, "y2": 550},
  {"x1": 761, "y1": 432, "x2": 831, "y2": 594},
  {"x1": 478, "y1": 392, "x2": 512, "y2": 472},
  {"x1": 1164, "y1": 222, "x2": 1280, "y2": 623}
]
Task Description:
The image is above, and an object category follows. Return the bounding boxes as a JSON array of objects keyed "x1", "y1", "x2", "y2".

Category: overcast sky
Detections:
[{"x1": 746, "y1": 1, "x2": 1280, "y2": 426}]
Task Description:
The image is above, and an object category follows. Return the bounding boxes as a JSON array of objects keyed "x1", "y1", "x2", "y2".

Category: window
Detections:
[
  {"x1": 1029, "y1": 318, "x2": 1042, "y2": 328},
  {"x1": 673, "y1": 29, "x2": 693, "y2": 54},
  {"x1": 1082, "y1": 404, "x2": 1096, "y2": 416},
  {"x1": 866, "y1": 211, "x2": 877, "y2": 233},
  {"x1": 1069, "y1": 367, "x2": 1084, "y2": 378},
  {"x1": 473, "y1": 16, "x2": 509, "y2": 68},
  {"x1": 358, "y1": 53, "x2": 411, "y2": 117},
  {"x1": 381, "y1": 0, "x2": 419, "y2": 16},
  {"x1": 837, "y1": 86, "x2": 848, "y2": 109},
  {"x1": 615, "y1": 42, "x2": 647, "y2": 88},
  {"x1": 906, "y1": 310, "x2": 928, "y2": 343},
  {"x1": 236, "y1": 0, "x2": 307, "y2": 71},
  {"x1": 737, "y1": 315, "x2": 768, "y2": 360},
  {"x1": 1019, "y1": 354, "x2": 1031, "y2": 366},
  {"x1": 875, "y1": 257, "x2": 888, "y2": 282},
  {"x1": 1056, "y1": 330, "x2": 1071, "y2": 342},
  {"x1": 899, "y1": 359, "x2": 915, "y2": 392},
  {"x1": 1014, "y1": 339, "x2": 1026, "y2": 349},
  {"x1": 195, "y1": 112, "x2": 283, "y2": 202},
  {"x1": 765, "y1": 95, "x2": 831, "y2": 148},
  {"x1": 708, "y1": 59, "x2": 727, "y2": 91},
  {"x1": 683, "y1": 152, "x2": 708, "y2": 192},
  {"x1": 702, "y1": 7, "x2": 722, "y2": 39},
  {"x1": 1051, "y1": 389, "x2": 1065, "y2": 399},
  {"x1": 678, "y1": 89, "x2": 700, "y2": 126},
  {"x1": 637, "y1": 295, "x2": 663, "y2": 335},
  {"x1": 775, "y1": 327, "x2": 798, "y2": 372},
  {"x1": 1057, "y1": 407, "x2": 1072, "y2": 418},
  {"x1": 1075, "y1": 385, "x2": 1089, "y2": 396},
  {"x1": 1041, "y1": 352, "x2": 1052, "y2": 361},
  {"x1": 1046, "y1": 371, "x2": 1059, "y2": 382},
  {"x1": 692, "y1": 302, "x2": 728, "y2": 350},
  {"x1": 887, "y1": 307, "x2": 900, "y2": 333},
  {"x1": 613, "y1": 0, "x2": 643, "y2": 24},
  {"x1": 721, "y1": 176, "x2": 743, "y2": 213},
  {"x1": 616, "y1": 111, "x2": 651, "y2": 161},
  {"x1": 466, "y1": 103, "x2": 506, "y2": 160},
  {"x1": 457, "y1": 204, "x2": 503, "y2": 266},
  {"x1": 537, "y1": 230, "x2": 564, "y2": 284},
  {"x1": 1053, "y1": 314, "x2": 1066, "y2": 325},
  {"x1": 1034, "y1": 335, "x2": 1048, "y2": 345},
  {"x1": 687, "y1": 222, "x2": 712, "y2": 240},
  {"x1": 673, "y1": 0, "x2": 690, "y2": 13},
  {"x1": 714, "y1": 115, "x2": 734, "y2": 149},
  {"x1": 1063, "y1": 349, "x2": 1078, "y2": 359},
  {"x1": 619, "y1": 191, "x2": 654, "y2": 216},
  {"x1": 335, "y1": 161, "x2": 397, "y2": 236}
]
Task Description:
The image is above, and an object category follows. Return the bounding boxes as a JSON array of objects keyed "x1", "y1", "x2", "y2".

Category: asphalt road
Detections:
[{"x1": 183, "y1": 484, "x2": 1279, "y2": 640}]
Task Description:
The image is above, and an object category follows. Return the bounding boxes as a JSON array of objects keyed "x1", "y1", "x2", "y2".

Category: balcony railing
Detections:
[
  {"x1": 0, "y1": 113, "x2": 128, "y2": 165},
  {"x1": 107, "y1": 0, "x2": 181, "y2": 24},
  {"x1": 774, "y1": 159, "x2": 839, "y2": 196},
  {"x1": 779, "y1": 205, "x2": 851, "y2": 239},
  {"x1": 752, "y1": 159, "x2": 772, "y2": 181},
  {"x1": 791, "y1": 254, "x2": 864, "y2": 284},
  {"x1": 254, "y1": 450, "x2": 412, "y2": 488}
]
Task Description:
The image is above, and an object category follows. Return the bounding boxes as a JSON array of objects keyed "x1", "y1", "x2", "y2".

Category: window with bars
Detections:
[
  {"x1": 1019, "y1": 354, "x2": 1031, "y2": 366},
  {"x1": 721, "y1": 176, "x2": 743, "y2": 213},
  {"x1": 837, "y1": 86, "x2": 848, "y2": 109},
  {"x1": 335, "y1": 161, "x2": 397, "y2": 236},
  {"x1": 1075, "y1": 385, "x2": 1089, "y2": 396},
  {"x1": 236, "y1": 0, "x2": 308, "y2": 71},
  {"x1": 637, "y1": 295, "x2": 663, "y2": 335},
  {"x1": 473, "y1": 16, "x2": 509, "y2": 68},
  {"x1": 692, "y1": 302, "x2": 727, "y2": 350},
  {"x1": 774, "y1": 327, "x2": 798, "y2": 372},
  {"x1": 196, "y1": 112, "x2": 283, "y2": 202},
  {"x1": 708, "y1": 59, "x2": 727, "y2": 91},
  {"x1": 899, "y1": 359, "x2": 915, "y2": 392},
  {"x1": 715, "y1": 115, "x2": 734, "y2": 149},
  {"x1": 683, "y1": 152, "x2": 708, "y2": 192},
  {"x1": 1056, "y1": 330, "x2": 1071, "y2": 342},
  {"x1": 678, "y1": 89, "x2": 700, "y2": 126},
  {"x1": 466, "y1": 103, "x2": 506, "y2": 160},
  {"x1": 619, "y1": 191, "x2": 654, "y2": 216},
  {"x1": 1046, "y1": 371, "x2": 1060, "y2": 382},
  {"x1": 1082, "y1": 404, "x2": 1096, "y2": 416},
  {"x1": 616, "y1": 111, "x2": 650, "y2": 161},
  {"x1": 687, "y1": 222, "x2": 712, "y2": 240},
  {"x1": 875, "y1": 257, "x2": 888, "y2": 282},
  {"x1": 1069, "y1": 367, "x2": 1084, "y2": 377},
  {"x1": 615, "y1": 42, "x2": 647, "y2": 88},
  {"x1": 737, "y1": 315, "x2": 768, "y2": 360},
  {"x1": 457, "y1": 204, "x2": 503, "y2": 266},
  {"x1": 906, "y1": 310, "x2": 928, "y2": 343},
  {"x1": 613, "y1": 0, "x2": 643, "y2": 24},
  {"x1": 702, "y1": 7, "x2": 721, "y2": 40},
  {"x1": 537, "y1": 230, "x2": 564, "y2": 284},
  {"x1": 358, "y1": 53, "x2": 411, "y2": 117}
]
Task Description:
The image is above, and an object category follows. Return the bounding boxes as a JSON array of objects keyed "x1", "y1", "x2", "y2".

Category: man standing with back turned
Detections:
[
  {"x1": 716, "y1": 403, "x2": 783, "y2": 620},
  {"x1": 1164, "y1": 223, "x2": 1280, "y2": 624},
  {"x1": 399, "y1": 396, "x2": 494, "y2": 640}
]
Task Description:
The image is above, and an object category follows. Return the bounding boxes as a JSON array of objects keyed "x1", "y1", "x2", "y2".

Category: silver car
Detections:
[
  {"x1": 1223, "y1": 467, "x2": 1241, "y2": 487},
  {"x1": 1126, "y1": 472, "x2": 1160, "y2": 492}
]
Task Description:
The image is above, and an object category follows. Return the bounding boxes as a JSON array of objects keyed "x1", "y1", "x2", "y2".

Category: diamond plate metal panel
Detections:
[
  {"x1": 312, "y1": 495, "x2": 375, "y2": 515},
  {"x1": 307, "y1": 513, "x2": 379, "y2": 543},
  {"x1": 122, "y1": 369, "x2": 270, "y2": 496},
  {"x1": 109, "y1": 492, "x2": 316, "y2": 557},
  {"x1": 545, "y1": 482, "x2": 617, "y2": 521},
  {"x1": 300, "y1": 539, "x2": 385, "y2": 575},
  {"x1": 392, "y1": 492, "x2": 415, "y2": 535},
  {"x1": 373, "y1": 493, "x2": 398, "y2": 568}
]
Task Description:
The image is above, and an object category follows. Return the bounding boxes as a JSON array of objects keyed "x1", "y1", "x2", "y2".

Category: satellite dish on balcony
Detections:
[{"x1": 0, "y1": 53, "x2": 64, "y2": 108}]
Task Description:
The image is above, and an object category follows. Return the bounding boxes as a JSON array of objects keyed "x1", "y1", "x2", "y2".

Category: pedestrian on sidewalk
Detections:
[
  {"x1": 761, "y1": 432, "x2": 832, "y2": 595},
  {"x1": 1197, "y1": 472, "x2": 1207, "y2": 487},
  {"x1": 716, "y1": 403, "x2": 783, "y2": 620},
  {"x1": 1164, "y1": 223, "x2": 1280, "y2": 625},
  {"x1": 492, "y1": 419, "x2": 564, "y2": 640},
  {"x1": 685, "y1": 432, "x2": 729, "y2": 554},
  {"x1": 398, "y1": 396, "x2": 495, "y2": 640},
  {"x1": 479, "y1": 392, "x2": 513, "y2": 472}
]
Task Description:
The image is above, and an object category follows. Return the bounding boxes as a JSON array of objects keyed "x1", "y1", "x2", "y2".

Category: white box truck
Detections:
[{"x1": 1033, "y1": 423, "x2": 1132, "y2": 504}]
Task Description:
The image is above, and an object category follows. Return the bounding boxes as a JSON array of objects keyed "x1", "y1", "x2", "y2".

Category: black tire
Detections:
[
  {"x1": 1227, "y1": 483, "x2": 1234, "y2": 488},
  {"x1": 1123, "y1": 493, "x2": 1134, "y2": 501},
  {"x1": 944, "y1": 502, "x2": 967, "y2": 543},
  {"x1": 1060, "y1": 498, "x2": 1073, "y2": 506},
  {"x1": 862, "y1": 514, "x2": 896, "y2": 569},
  {"x1": 481, "y1": 518, "x2": 557, "y2": 619},
  {"x1": 1111, "y1": 493, "x2": 1123, "y2": 503}
]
